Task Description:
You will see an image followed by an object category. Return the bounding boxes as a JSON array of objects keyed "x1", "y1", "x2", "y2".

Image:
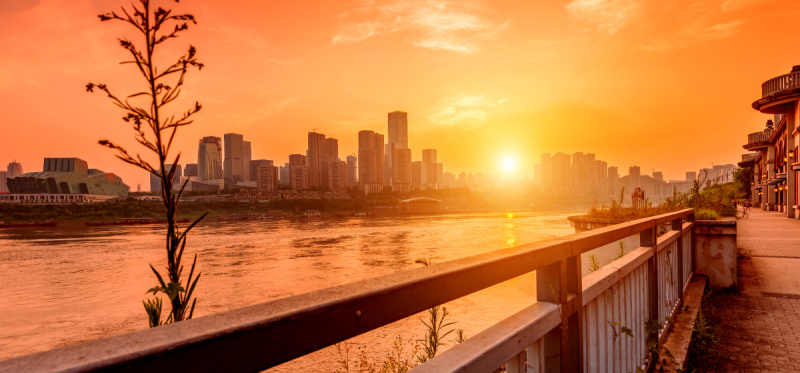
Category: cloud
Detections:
[
  {"x1": 332, "y1": 0, "x2": 507, "y2": 54},
  {"x1": 566, "y1": 0, "x2": 639, "y2": 35},
  {"x1": 694, "y1": 20, "x2": 744, "y2": 40},
  {"x1": 428, "y1": 93, "x2": 508, "y2": 127}
]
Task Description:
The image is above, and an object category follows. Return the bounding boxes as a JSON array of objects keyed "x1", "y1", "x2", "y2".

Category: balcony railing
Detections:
[
  {"x1": 741, "y1": 153, "x2": 757, "y2": 163},
  {"x1": 0, "y1": 209, "x2": 696, "y2": 373},
  {"x1": 762, "y1": 71, "x2": 800, "y2": 97},
  {"x1": 746, "y1": 128, "x2": 774, "y2": 147}
]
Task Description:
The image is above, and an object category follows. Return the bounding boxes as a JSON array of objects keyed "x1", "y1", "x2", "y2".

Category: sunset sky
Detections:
[{"x1": 1, "y1": 0, "x2": 799, "y2": 190}]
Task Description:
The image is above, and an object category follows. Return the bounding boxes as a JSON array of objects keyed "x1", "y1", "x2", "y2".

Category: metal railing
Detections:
[
  {"x1": 747, "y1": 128, "x2": 774, "y2": 147},
  {"x1": 762, "y1": 71, "x2": 800, "y2": 97},
  {"x1": 0, "y1": 209, "x2": 696, "y2": 373}
]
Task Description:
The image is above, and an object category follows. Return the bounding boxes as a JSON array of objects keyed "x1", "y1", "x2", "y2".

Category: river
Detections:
[{"x1": 0, "y1": 208, "x2": 589, "y2": 370}]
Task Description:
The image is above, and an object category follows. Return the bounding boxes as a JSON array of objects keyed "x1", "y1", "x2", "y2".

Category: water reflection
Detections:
[{"x1": 0, "y1": 209, "x2": 582, "y2": 370}]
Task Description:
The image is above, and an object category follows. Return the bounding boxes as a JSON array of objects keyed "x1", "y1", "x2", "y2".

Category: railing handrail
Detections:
[
  {"x1": 762, "y1": 71, "x2": 800, "y2": 97},
  {"x1": 413, "y1": 221, "x2": 694, "y2": 372},
  {"x1": 0, "y1": 209, "x2": 694, "y2": 373}
]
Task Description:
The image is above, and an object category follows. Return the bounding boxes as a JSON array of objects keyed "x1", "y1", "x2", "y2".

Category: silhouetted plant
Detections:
[
  {"x1": 415, "y1": 257, "x2": 459, "y2": 363},
  {"x1": 87, "y1": 0, "x2": 206, "y2": 327}
]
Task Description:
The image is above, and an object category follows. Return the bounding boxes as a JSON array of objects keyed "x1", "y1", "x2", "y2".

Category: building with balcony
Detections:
[{"x1": 744, "y1": 65, "x2": 800, "y2": 217}]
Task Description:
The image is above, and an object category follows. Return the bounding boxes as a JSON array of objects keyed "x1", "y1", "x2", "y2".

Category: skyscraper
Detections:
[
  {"x1": 358, "y1": 130, "x2": 384, "y2": 194},
  {"x1": 280, "y1": 163, "x2": 290, "y2": 185},
  {"x1": 385, "y1": 111, "x2": 408, "y2": 186},
  {"x1": 629, "y1": 166, "x2": 642, "y2": 192},
  {"x1": 224, "y1": 133, "x2": 244, "y2": 183},
  {"x1": 422, "y1": 149, "x2": 437, "y2": 188},
  {"x1": 151, "y1": 164, "x2": 181, "y2": 193},
  {"x1": 0, "y1": 171, "x2": 8, "y2": 193},
  {"x1": 329, "y1": 160, "x2": 347, "y2": 193},
  {"x1": 198, "y1": 136, "x2": 222, "y2": 180},
  {"x1": 307, "y1": 132, "x2": 326, "y2": 188},
  {"x1": 412, "y1": 161, "x2": 427, "y2": 188},
  {"x1": 184, "y1": 164, "x2": 198, "y2": 177},
  {"x1": 7, "y1": 161, "x2": 23, "y2": 178},
  {"x1": 608, "y1": 166, "x2": 619, "y2": 195},
  {"x1": 686, "y1": 171, "x2": 697, "y2": 182},
  {"x1": 346, "y1": 155, "x2": 358, "y2": 187},
  {"x1": 257, "y1": 164, "x2": 279, "y2": 192},
  {"x1": 392, "y1": 148, "x2": 412, "y2": 192},
  {"x1": 242, "y1": 141, "x2": 252, "y2": 183},
  {"x1": 250, "y1": 160, "x2": 270, "y2": 182},
  {"x1": 289, "y1": 154, "x2": 308, "y2": 190}
]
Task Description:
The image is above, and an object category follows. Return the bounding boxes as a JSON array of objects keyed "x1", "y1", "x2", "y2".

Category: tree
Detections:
[
  {"x1": 734, "y1": 166, "x2": 753, "y2": 200},
  {"x1": 87, "y1": 0, "x2": 206, "y2": 327}
]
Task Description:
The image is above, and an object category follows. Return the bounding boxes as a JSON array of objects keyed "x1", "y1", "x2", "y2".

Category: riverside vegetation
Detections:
[{"x1": 87, "y1": 0, "x2": 205, "y2": 327}]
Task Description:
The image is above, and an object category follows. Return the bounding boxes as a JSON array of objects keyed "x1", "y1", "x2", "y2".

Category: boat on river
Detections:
[
  {"x1": 85, "y1": 218, "x2": 191, "y2": 226},
  {"x1": 0, "y1": 220, "x2": 58, "y2": 228},
  {"x1": 303, "y1": 210, "x2": 321, "y2": 218}
]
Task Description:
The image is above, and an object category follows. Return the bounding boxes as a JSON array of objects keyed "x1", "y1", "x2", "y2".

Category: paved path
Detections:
[{"x1": 713, "y1": 209, "x2": 800, "y2": 372}]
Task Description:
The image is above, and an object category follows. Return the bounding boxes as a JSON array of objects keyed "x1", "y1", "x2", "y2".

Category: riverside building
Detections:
[
  {"x1": 742, "y1": 65, "x2": 800, "y2": 217},
  {"x1": 2, "y1": 158, "x2": 129, "y2": 204}
]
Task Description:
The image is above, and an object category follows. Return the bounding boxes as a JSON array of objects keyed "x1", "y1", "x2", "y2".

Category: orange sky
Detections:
[{"x1": 1, "y1": 0, "x2": 799, "y2": 189}]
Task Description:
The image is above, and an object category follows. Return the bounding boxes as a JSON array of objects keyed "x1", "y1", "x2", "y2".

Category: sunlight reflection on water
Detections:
[{"x1": 0, "y1": 209, "x2": 584, "y2": 370}]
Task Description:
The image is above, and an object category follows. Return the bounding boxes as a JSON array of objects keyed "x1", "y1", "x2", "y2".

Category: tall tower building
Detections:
[
  {"x1": 422, "y1": 149, "x2": 438, "y2": 188},
  {"x1": 0, "y1": 171, "x2": 8, "y2": 193},
  {"x1": 250, "y1": 160, "x2": 270, "y2": 182},
  {"x1": 224, "y1": 133, "x2": 244, "y2": 183},
  {"x1": 385, "y1": 111, "x2": 409, "y2": 186},
  {"x1": 358, "y1": 130, "x2": 385, "y2": 194},
  {"x1": 198, "y1": 136, "x2": 222, "y2": 180},
  {"x1": 242, "y1": 141, "x2": 252, "y2": 182},
  {"x1": 307, "y1": 132, "x2": 326, "y2": 188},
  {"x1": 346, "y1": 155, "x2": 358, "y2": 187},
  {"x1": 392, "y1": 148, "x2": 412, "y2": 192},
  {"x1": 7, "y1": 161, "x2": 23, "y2": 178},
  {"x1": 289, "y1": 154, "x2": 308, "y2": 190},
  {"x1": 608, "y1": 166, "x2": 619, "y2": 195},
  {"x1": 151, "y1": 164, "x2": 181, "y2": 193},
  {"x1": 629, "y1": 166, "x2": 642, "y2": 192}
]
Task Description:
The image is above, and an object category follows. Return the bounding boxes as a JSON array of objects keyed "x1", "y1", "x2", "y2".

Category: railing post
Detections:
[
  {"x1": 536, "y1": 253, "x2": 582, "y2": 373},
  {"x1": 537, "y1": 261, "x2": 563, "y2": 372},
  {"x1": 673, "y1": 217, "x2": 684, "y2": 296},
  {"x1": 686, "y1": 212, "x2": 695, "y2": 273},
  {"x1": 642, "y1": 224, "x2": 658, "y2": 366}
]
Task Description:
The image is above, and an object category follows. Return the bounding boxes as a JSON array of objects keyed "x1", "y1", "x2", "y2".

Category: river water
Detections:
[{"x1": 0, "y1": 209, "x2": 588, "y2": 370}]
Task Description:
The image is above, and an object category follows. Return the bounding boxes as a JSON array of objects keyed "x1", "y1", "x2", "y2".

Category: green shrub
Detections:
[{"x1": 695, "y1": 208, "x2": 720, "y2": 220}]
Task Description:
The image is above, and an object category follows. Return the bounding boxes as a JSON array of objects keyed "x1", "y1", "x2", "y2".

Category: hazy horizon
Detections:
[{"x1": 1, "y1": 0, "x2": 794, "y2": 189}]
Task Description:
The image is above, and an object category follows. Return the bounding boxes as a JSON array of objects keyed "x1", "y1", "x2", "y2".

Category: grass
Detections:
[{"x1": 687, "y1": 289, "x2": 729, "y2": 372}]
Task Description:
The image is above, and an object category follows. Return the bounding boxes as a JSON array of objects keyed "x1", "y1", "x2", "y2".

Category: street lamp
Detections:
[{"x1": 791, "y1": 149, "x2": 796, "y2": 162}]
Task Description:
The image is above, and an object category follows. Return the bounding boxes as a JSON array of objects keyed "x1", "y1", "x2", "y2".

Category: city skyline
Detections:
[{"x1": 0, "y1": 0, "x2": 786, "y2": 189}]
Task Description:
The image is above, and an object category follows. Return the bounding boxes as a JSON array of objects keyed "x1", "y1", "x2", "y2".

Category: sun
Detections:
[{"x1": 502, "y1": 157, "x2": 517, "y2": 171}]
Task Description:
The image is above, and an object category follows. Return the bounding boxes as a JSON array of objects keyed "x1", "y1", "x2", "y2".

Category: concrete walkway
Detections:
[{"x1": 712, "y1": 209, "x2": 800, "y2": 372}]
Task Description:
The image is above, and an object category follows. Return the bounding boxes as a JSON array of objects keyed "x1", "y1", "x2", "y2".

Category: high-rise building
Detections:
[
  {"x1": 435, "y1": 163, "x2": 443, "y2": 189},
  {"x1": 346, "y1": 156, "x2": 358, "y2": 187},
  {"x1": 412, "y1": 161, "x2": 427, "y2": 188},
  {"x1": 533, "y1": 163, "x2": 542, "y2": 186},
  {"x1": 184, "y1": 164, "x2": 198, "y2": 177},
  {"x1": 443, "y1": 172, "x2": 455, "y2": 188},
  {"x1": 0, "y1": 171, "x2": 7, "y2": 192},
  {"x1": 289, "y1": 154, "x2": 308, "y2": 190},
  {"x1": 358, "y1": 130, "x2": 385, "y2": 193},
  {"x1": 385, "y1": 111, "x2": 409, "y2": 186},
  {"x1": 594, "y1": 160, "x2": 608, "y2": 197},
  {"x1": 686, "y1": 171, "x2": 697, "y2": 182},
  {"x1": 421, "y1": 149, "x2": 438, "y2": 188},
  {"x1": 242, "y1": 141, "x2": 252, "y2": 183},
  {"x1": 629, "y1": 166, "x2": 642, "y2": 192},
  {"x1": 319, "y1": 137, "x2": 340, "y2": 190},
  {"x1": 224, "y1": 133, "x2": 244, "y2": 183},
  {"x1": 653, "y1": 171, "x2": 664, "y2": 183},
  {"x1": 280, "y1": 163, "x2": 290, "y2": 185},
  {"x1": 257, "y1": 164, "x2": 279, "y2": 192},
  {"x1": 608, "y1": 166, "x2": 619, "y2": 195},
  {"x1": 151, "y1": 164, "x2": 182, "y2": 193},
  {"x1": 307, "y1": 132, "x2": 326, "y2": 188},
  {"x1": 7, "y1": 161, "x2": 23, "y2": 178},
  {"x1": 250, "y1": 160, "x2": 270, "y2": 182},
  {"x1": 329, "y1": 160, "x2": 347, "y2": 193},
  {"x1": 392, "y1": 148, "x2": 412, "y2": 192},
  {"x1": 198, "y1": 137, "x2": 222, "y2": 181}
]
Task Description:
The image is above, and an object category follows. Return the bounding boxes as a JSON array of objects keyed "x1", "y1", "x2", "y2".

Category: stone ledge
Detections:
[{"x1": 655, "y1": 275, "x2": 708, "y2": 372}]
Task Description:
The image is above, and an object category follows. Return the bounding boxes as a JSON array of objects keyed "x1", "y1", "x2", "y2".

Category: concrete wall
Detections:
[{"x1": 694, "y1": 220, "x2": 737, "y2": 289}]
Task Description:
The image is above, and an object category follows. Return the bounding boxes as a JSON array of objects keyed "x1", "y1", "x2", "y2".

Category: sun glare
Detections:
[{"x1": 502, "y1": 157, "x2": 517, "y2": 171}]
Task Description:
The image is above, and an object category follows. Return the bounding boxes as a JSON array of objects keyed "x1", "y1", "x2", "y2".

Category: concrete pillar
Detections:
[
  {"x1": 789, "y1": 103, "x2": 798, "y2": 218},
  {"x1": 767, "y1": 145, "x2": 776, "y2": 211}
]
